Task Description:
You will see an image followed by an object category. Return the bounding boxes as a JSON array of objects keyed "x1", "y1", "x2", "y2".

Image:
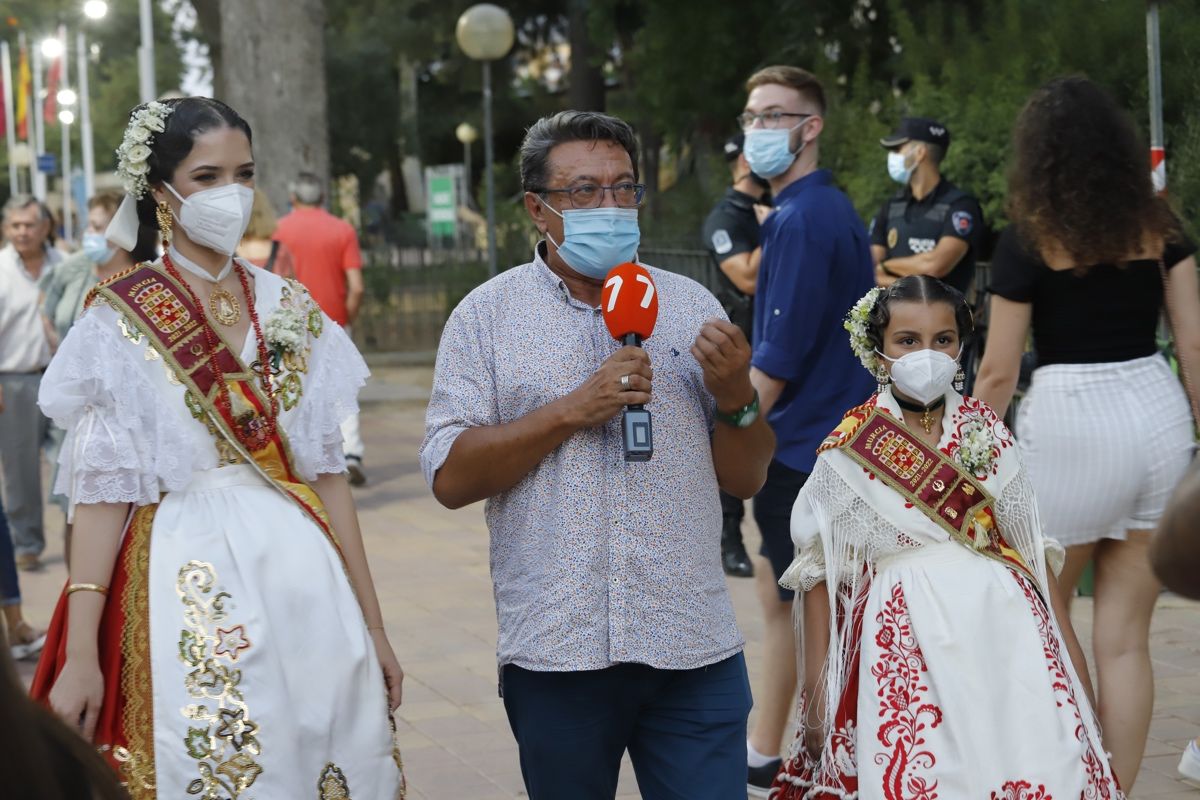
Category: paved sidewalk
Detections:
[{"x1": 14, "y1": 365, "x2": 1200, "y2": 798}]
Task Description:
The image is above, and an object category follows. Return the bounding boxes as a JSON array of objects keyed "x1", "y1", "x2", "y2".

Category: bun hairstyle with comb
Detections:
[
  {"x1": 864, "y1": 275, "x2": 974, "y2": 357},
  {"x1": 131, "y1": 98, "x2": 252, "y2": 228}
]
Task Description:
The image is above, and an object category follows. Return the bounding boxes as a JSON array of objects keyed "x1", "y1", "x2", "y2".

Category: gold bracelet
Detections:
[{"x1": 66, "y1": 582, "x2": 110, "y2": 597}]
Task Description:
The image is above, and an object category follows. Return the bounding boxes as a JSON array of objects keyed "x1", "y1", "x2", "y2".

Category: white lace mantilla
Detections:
[
  {"x1": 781, "y1": 458, "x2": 1064, "y2": 593},
  {"x1": 38, "y1": 265, "x2": 369, "y2": 515}
]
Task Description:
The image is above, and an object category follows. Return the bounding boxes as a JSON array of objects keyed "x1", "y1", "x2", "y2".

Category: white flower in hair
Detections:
[
  {"x1": 845, "y1": 286, "x2": 884, "y2": 375},
  {"x1": 115, "y1": 101, "x2": 173, "y2": 199}
]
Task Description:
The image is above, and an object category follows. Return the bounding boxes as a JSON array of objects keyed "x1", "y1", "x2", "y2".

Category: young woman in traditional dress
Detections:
[
  {"x1": 31, "y1": 97, "x2": 406, "y2": 799},
  {"x1": 771, "y1": 275, "x2": 1123, "y2": 799}
]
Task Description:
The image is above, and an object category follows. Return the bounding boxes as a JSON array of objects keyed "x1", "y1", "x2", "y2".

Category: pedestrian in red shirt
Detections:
[{"x1": 273, "y1": 173, "x2": 368, "y2": 485}]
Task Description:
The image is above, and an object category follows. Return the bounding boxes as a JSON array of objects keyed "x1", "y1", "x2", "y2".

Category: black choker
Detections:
[{"x1": 893, "y1": 394, "x2": 945, "y2": 434}]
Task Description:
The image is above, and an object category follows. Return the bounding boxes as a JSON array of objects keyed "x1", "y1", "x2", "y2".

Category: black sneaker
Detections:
[
  {"x1": 721, "y1": 521, "x2": 754, "y2": 578},
  {"x1": 346, "y1": 458, "x2": 367, "y2": 487},
  {"x1": 747, "y1": 758, "x2": 782, "y2": 798}
]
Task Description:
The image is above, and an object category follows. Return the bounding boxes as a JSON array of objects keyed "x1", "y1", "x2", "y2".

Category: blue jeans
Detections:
[
  {"x1": 501, "y1": 652, "x2": 752, "y2": 800},
  {"x1": 0, "y1": 493, "x2": 20, "y2": 606}
]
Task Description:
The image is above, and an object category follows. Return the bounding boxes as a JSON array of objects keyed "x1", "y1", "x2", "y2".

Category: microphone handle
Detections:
[
  {"x1": 619, "y1": 331, "x2": 653, "y2": 461},
  {"x1": 622, "y1": 332, "x2": 644, "y2": 409}
]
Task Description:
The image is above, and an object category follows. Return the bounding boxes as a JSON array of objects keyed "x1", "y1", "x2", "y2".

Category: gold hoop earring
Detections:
[{"x1": 156, "y1": 200, "x2": 173, "y2": 246}]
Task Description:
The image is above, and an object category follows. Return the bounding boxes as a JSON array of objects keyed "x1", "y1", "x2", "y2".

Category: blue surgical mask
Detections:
[
  {"x1": 744, "y1": 125, "x2": 806, "y2": 179},
  {"x1": 82, "y1": 232, "x2": 115, "y2": 265},
  {"x1": 888, "y1": 151, "x2": 915, "y2": 185},
  {"x1": 544, "y1": 206, "x2": 641, "y2": 280}
]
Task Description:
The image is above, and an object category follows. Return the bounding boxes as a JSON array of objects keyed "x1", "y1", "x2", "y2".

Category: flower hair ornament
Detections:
[
  {"x1": 105, "y1": 101, "x2": 174, "y2": 252},
  {"x1": 845, "y1": 286, "x2": 885, "y2": 376}
]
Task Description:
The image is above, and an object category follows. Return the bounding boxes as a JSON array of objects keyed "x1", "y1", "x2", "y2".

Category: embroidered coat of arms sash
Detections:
[
  {"x1": 836, "y1": 407, "x2": 1038, "y2": 587},
  {"x1": 90, "y1": 264, "x2": 341, "y2": 555}
]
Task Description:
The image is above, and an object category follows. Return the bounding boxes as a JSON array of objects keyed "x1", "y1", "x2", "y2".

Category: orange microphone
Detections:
[{"x1": 601, "y1": 263, "x2": 659, "y2": 462}]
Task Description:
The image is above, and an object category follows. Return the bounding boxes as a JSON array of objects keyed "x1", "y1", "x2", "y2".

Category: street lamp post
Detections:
[
  {"x1": 1146, "y1": 1, "x2": 1166, "y2": 193},
  {"x1": 54, "y1": 26, "x2": 74, "y2": 243},
  {"x1": 456, "y1": 4, "x2": 514, "y2": 278},
  {"x1": 76, "y1": 31, "x2": 96, "y2": 201},
  {"x1": 31, "y1": 44, "x2": 47, "y2": 200},
  {"x1": 138, "y1": 0, "x2": 156, "y2": 103},
  {"x1": 81, "y1": 0, "x2": 110, "y2": 202},
  {"x1": 455, "y1": 122, "x2": 478, "y2": 209}
]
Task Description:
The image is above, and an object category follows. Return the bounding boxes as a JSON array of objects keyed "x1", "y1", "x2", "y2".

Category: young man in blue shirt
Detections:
[{"x1": 740, "y1": 65, "x2": 876, "y2": 795}]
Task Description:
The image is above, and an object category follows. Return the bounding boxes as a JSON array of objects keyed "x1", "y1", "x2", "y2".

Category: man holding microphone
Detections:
[{"x1": 421, "y1": 110, "x2": 774, "y2": 799}]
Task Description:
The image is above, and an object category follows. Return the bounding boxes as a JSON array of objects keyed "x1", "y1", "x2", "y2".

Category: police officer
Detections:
[
  {"x1": 701, "y1": 132, "x2": 768, "y2": 578},
  {"x1": 871, "y1": 117, "x2": 984, "y2": 295}
]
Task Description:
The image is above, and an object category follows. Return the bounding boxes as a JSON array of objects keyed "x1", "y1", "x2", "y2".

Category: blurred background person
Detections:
[
  {"x1": 974, "y1": 76, "x2": 1200, "y2": 791},
  {"x1": 274, "y1": 172, "x2": 367, "y2": 485},
  {"x1": 40, "y1": 191, "x2": 158, "y2": 565},
  {"x1": 1150, "y1": 460, "x2": 1200, "y2": 784},
  {"x1": 740, "y1": 66, "x2": 876, "y2": 795},
  {"x1": 870, "y1": 117, "x2": 984, "y2": 296},
  {"x1": 0, "y1": 620, "x2": 128, "y2": 799},
  {"x1": 238, "y1": 187, "x2": 295, "y2": 277},
  {"x1": 0, "y1": 383, "x2": 45, "y2": 662},
  {"x1": 42, "y1": 192, "x2": 157, "y2": 351},
  {"x1": 701, "y1": 131, "x2": 769, "y2": 579},
  {"x1": 0, "y1": 195, "x2": 63, "y2": 574}
]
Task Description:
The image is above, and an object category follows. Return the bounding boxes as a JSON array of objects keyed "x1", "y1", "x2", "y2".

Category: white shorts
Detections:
[{"x1": 1016, "y1": 354, "x2": 1194, "y2": 546}]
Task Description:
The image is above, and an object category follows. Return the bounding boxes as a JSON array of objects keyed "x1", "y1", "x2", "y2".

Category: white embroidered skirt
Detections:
[
  {"x1": 857, "y1": 542, "x2": 1116, "y2": 797},
  {"x1": 147, "y1": 465, "x2": 403, "y2": 798},
  {"x1": 1016, "y1": 354, "x2": 1193, "y2": 546}
]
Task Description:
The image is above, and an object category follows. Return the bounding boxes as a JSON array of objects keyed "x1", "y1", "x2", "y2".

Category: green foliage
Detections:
[
  {"x1": 746, "y1": 0, "x2": 1200, "y2": 234},
  {"x1": 193, "y1": 0, "x2": 1200, "y2": 248}
]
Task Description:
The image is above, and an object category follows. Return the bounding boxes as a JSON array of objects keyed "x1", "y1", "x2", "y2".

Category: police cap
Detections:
[{"x1": 880, "y1": 117, "x2": 950, "y2": 150}]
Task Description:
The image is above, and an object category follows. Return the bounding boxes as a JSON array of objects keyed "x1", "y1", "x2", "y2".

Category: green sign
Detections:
[{"x1": 427, "y1": 172, "x2": 456, "y2": 238}]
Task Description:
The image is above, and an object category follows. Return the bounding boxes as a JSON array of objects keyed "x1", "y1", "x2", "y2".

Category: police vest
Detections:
[{"x1": 884, "y1": 185, "x2": 970, "y2": 258}]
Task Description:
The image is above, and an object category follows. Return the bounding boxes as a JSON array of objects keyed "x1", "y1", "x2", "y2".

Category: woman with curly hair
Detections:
[
  {"x1": 975, "y1": 76, "x2": 1200, "y2": 790},
  {"x1": 771, "y1": 275, "x2": 1120, "y2": 798}
]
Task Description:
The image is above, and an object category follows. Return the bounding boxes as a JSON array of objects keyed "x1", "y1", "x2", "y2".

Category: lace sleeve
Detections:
[
  {"x1": 780, "y1": 458, "x2": 867, "y2": 592},
  {"x1": 38, "y1": 309, "x2": 196, "y2": 517},
  {"x1": 286, "y1": 314, "x2": 370, "y2": 480},
  {"x1": 994, "y1": 463, "x2": 1054, "y2": 588},
  {"x1": 779, "y1": 535, "x2": 827, "y2": 592}
]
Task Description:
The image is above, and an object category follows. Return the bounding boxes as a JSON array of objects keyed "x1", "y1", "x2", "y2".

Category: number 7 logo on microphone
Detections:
[
  {"x1": 604, "y1": 273, "x2": 656, "y2": 312},
  {"x1": 602, "y1": 263, "x2": 659, "y2": 342}
]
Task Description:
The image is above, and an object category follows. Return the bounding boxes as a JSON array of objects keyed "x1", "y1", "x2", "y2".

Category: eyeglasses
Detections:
[
  {"x1": 537, "y1": 182, "x2": 647, "y2": 209},
  {"x1": 737, "y1": 111, "x2": 813, "y2": 130}
]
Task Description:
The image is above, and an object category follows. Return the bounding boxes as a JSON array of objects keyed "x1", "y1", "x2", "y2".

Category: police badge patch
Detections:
[
  {"x1": 711, "y1": 229, "x2": 734, "y2": 255},
  {"x1": 952, "y1": 210, "x2": 974, "y2": 236},
  {"x1": 887, "y1": 228, "x2": 899, "y2": 249}
]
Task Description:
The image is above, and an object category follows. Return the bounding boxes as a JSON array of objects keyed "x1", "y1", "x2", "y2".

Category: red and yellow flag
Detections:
[
  {"x1": 43, "y1": 44, "x2": 60, "y2": 124},
  {"x1": 14, "y1": 42, "x2": 29, "y2": 140}
]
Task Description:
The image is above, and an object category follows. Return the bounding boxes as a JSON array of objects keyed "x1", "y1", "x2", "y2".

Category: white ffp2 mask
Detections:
[
  {"x1": 166, "y1": 182, "x2": 254, "y2": 256},
  {"x1": 879, "y1": 349, "x2": 959, "y2": 405}
]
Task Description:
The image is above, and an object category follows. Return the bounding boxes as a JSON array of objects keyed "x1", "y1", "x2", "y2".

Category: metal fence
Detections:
[{"x1": 351, "y1": 244, "x2": 719, "y2": 353}]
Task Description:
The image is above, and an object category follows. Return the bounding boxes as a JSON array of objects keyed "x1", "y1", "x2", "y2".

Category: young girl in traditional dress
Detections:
[
  {"x1": 31, "y1": 97, "x2": 406, "y2": 799},
  {"x1": 771, "y1": 275, "x2": 1123, "y2": 799}
]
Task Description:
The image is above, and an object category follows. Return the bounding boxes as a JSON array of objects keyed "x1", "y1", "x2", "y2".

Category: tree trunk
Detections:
[
  {"x1": 216, "y1": 0, "x2": 330, "y2": 216},
  {"x1": 190, "y1": 0, "x2": 223, "y2": 96},
  {"x1": 567, "y1": 0, "x2": 606, "y2": 112}
]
